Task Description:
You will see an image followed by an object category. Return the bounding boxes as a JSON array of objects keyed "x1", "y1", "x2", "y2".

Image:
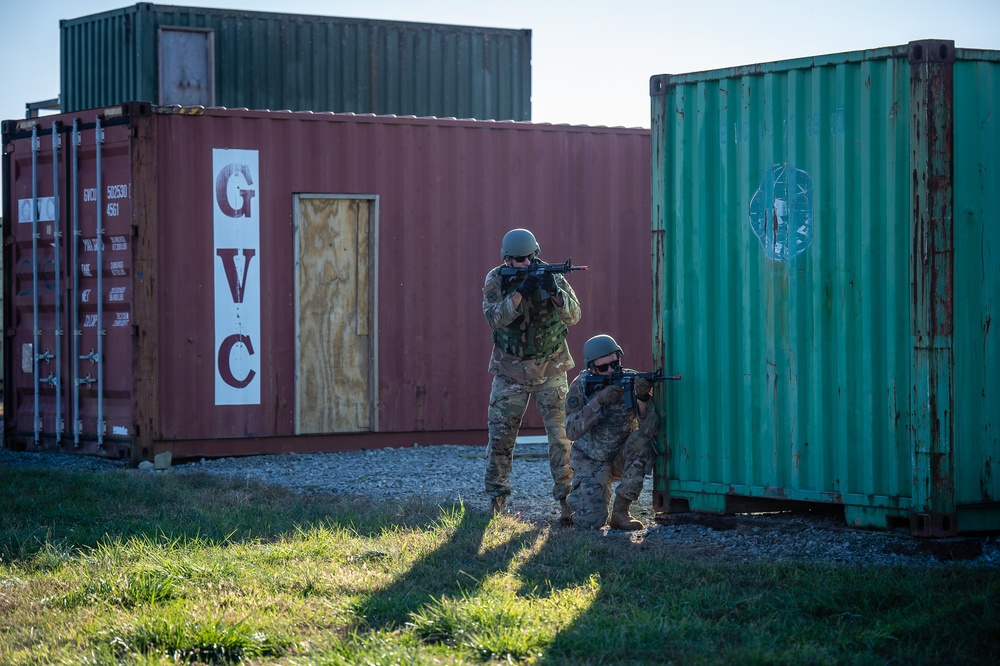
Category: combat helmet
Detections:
[
  {"x1": 500, "y1": 228, "x2": 540, "y2": 260},
  {"x1": 583, "y1": 334, "x2": 623, "y2": 367}
]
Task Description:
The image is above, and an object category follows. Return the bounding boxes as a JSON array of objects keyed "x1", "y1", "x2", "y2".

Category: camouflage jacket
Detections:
[
  {"x1": 564, "y1": 368, "x2": 660, "y2": 462},
  {"x1": 482, "y1": 263, "x2": 581, "y2": 385}
]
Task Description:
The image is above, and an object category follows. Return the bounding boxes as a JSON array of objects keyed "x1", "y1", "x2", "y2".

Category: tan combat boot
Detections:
[
  {"x1": 491, "y1": 495, "x2": 507, "y2": 515},
  {"x1": 559, "y1": 498, "x2": 574, "y2": 526},
  {"x1": 609, "y1": 495, "x2": 643, "y2": 531}
]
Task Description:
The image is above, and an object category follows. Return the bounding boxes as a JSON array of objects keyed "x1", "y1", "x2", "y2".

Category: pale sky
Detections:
[{"x1": 4, "y1": 0, "x2": 999, "y2": 130}]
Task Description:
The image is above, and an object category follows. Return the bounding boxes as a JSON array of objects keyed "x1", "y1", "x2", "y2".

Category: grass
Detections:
[{"x1": 0, "y1": 465, "x2": 997, "y2": 665}]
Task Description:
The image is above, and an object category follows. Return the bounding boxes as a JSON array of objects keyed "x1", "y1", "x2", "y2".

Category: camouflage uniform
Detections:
[
  {"x1": 564, "y1": 368, "x2": 660, "y2": 529},
  {"x1": 482, "y1": 263, "x2": 581, "y2": 502}
]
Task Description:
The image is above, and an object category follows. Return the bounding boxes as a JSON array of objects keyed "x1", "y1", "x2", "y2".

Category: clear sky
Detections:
[{"x1": 3, "y1": 0, "x2": 999, "y2": 130}]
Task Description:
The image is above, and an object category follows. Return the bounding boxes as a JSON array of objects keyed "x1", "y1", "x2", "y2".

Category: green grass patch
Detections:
[
  {"x1": 109, "y1": 610, "x2": 288, "y2": 663},
  {"x1": 0, "y1": 464, "x2": 997, "y2": 665}
]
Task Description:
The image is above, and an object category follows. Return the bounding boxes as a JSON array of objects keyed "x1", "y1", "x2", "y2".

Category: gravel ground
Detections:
[{"x1": 3, "y1": 439, "x2": 999, "y2": 568}]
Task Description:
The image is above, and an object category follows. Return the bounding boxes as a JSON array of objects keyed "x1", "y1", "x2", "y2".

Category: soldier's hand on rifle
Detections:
[
  {"x1": 597, "y1": 384, "x2": 624, "y2": 405},
  {"x1": 541, "y1": 271, "x2": 557, "y2": 293},
  {"x1": 634, "y1": 377, "x2": 653, "y2": 402},
  {"x1": 516, "y1": 273, "x2": 540, "y2": 297}
]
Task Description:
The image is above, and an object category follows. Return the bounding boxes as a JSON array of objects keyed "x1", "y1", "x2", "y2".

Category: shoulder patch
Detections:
[
  {"x1": 486, "y1": 290, "x2": 499, "y2": 303},
  {"x1": 567, "y1": 395, "x2": 582, "y2": 410}
]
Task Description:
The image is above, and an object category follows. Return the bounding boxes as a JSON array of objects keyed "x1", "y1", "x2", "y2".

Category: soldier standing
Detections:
[
  {"x1": 565, "y1": 334, "x2": 660, "y2": 530},
  {"x1": 482, "y1": 228, "x2": 582, "y2": 523}
]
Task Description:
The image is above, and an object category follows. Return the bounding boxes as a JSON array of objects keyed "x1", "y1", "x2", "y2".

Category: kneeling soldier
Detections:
[{"x1": 565, "y1": 334, "x2": 659, "y2": 530}]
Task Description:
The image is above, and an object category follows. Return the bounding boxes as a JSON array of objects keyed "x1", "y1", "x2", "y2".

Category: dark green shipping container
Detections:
[
  {"x1": 650, "y1": 40, "x2": 999, "y2": 536},
  {"x1": 60, "y1": 2, "x2": 531, "y2": 120}
]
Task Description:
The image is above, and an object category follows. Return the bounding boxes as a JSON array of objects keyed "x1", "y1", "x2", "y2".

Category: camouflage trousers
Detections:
[
  {"x1": 484, "y1": 373, "x2": 572, "y2": 501},
  {"x1": 566, "y1": 430, "x2": 654, "y2": 529}
]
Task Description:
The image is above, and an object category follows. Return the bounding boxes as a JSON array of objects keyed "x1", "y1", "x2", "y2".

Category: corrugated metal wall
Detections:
[
  {"x1": 60, "y1": 2, "x2": 531, "y2": 120},
  {"x1": 0, "y1": 215, "x2": 3, "y2": 401},
  {"x1": 952, "y1": 50, "x2": 1000, "y2": 516},
  {"x1": 650, "y1": 41, "x2": 999, "y2": 535},
  {"x1": 2, "y1": 106, "x2": 650, "y2": 460},
  {"x1": 145, "y1": 110, "x2": 650, "y2": 451}
]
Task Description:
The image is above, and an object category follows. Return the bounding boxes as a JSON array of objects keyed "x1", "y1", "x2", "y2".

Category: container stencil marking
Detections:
[{"x1": 213, "y1": 149, "x2": 261, "y2": 406}]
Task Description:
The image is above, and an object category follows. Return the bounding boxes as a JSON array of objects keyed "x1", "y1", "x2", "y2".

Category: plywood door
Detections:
[{"x1": 295, "y1": 197, "x2": 372, "y2": 433}]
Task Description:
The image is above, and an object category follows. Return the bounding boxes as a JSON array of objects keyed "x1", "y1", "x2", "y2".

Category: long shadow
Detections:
[
  {"x1": 0, "y1": 460, "x2": 650, "y2": 661},
  {"x1": 513, "y1": 524, "x2": 675, "y2": 665},
  {"x1": 351, "y1": 502, "x2": 544, "y2": 633},
  {"x1": 0, "y1": 461, "x2": 550, "y2": 641}
]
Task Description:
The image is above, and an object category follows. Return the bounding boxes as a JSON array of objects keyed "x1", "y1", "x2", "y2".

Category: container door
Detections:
[
  {"x1": 5, "y1": 115, "x2": 135, "y2": 456},
  {"x1": 294, "y1": 195, "x2": 376, "y2": 434},
  {"x1": 158, "y1": 27, "x2": 215, "y2": 107}
]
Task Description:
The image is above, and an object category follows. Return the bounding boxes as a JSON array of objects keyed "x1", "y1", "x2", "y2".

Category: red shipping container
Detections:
[{"x1": 2, "y1": 103, "x2": 651, "y2": 461}]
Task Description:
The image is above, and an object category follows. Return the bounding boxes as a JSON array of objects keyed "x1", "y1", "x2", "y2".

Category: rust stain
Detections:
[
  {"x1": 765, "y1": 486, "x2": 788, "y2": 499},
  {"x1": 982, "y1": 457, "x2": 994, "y2": 501}
]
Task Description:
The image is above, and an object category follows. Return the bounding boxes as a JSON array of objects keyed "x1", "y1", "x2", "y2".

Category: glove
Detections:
[
  {"x1": 634, "y1": 377, "x2": 652, "y2": 402},
  {"x1": 597, "y1": 384, "x2": 624, "y2": 405},
  {"x1": 516, "y1": 273, "x2": 540, "y2": 298},
  {"x1": 540, "y1": 271, "x2": 558, "y2": 294}
]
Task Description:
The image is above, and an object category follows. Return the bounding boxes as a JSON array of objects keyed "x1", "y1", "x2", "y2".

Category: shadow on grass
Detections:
[
  {"x1": 0, "y1": 465, "x2": 447, "y2": 564},
  {"x1": 0, "y1": 463, "x2": 676, "y2": 662},
  {"x1": 8, "y1": 465, "x2": 999, "y2": 665},
  {"x1": 516, "y1": 524, "x2": 670, "y2": 664},
  {"x1": 351, "y1": 503, "x2": 545, "y2": 633}
]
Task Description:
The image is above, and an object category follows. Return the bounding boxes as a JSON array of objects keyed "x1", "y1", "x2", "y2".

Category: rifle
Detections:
[
  {"x1": 584, "y1": 367, "x2": 682, "y2": 410},
  {"x1": 499, "y1": 258, "x2": 588, "y2": 299}
]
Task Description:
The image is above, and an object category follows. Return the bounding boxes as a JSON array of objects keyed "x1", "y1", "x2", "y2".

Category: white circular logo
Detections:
[{"x1": 749, "y1": 163, "x2": 813, "y2": 262}]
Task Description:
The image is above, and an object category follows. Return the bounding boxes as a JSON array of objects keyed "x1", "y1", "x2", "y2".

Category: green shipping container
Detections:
[
  {"x1": 60, "y1": 2, "x2": 531, "y2": 120},
  {"x1": 650, "y1": 40, "x2": 999, "y2": 536}
]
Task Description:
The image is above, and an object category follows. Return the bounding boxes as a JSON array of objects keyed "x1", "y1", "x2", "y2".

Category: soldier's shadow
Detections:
[
  {"x1": 351, "y1": 501, "x2": 545, "y2": 633},
  {"x1": 516, "y1": 524, "x2": 657, "y2": 664}
]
